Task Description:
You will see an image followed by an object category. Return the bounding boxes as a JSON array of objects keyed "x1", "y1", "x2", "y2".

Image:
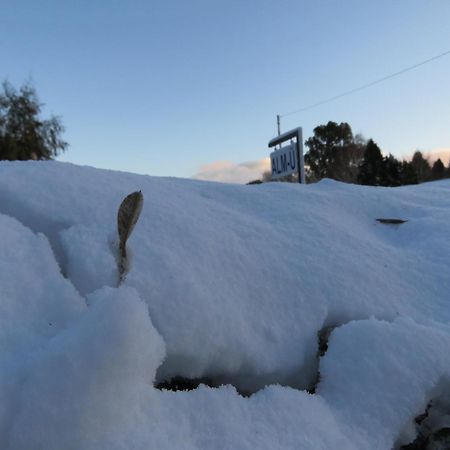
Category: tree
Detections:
[
  {"x1": 399, "y1": 160, "x2": 418, "y2": 185},
  {"x1": 305, "y1": 121, "x2": 364, "y2": 183},
  {"x1": 358, "y1": 139, "x2": 384, "y2": 185},
  {"x1": 381, "y1": 154, "x2": 402, "y2": 187},
  {"x1": 0, "y1": 81, "x2": 68, "y2": 160},
  {"x1": 430, "y1": 158, "x2": 446, "y2": 181},
  {"x1": 410, "y1": 151, "x2": 430, "y2": 183}
]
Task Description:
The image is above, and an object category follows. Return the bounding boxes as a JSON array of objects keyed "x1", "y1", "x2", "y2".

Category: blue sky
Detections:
[{"x1": 2, "y1": 1, "x2": 450, "y2": 182}]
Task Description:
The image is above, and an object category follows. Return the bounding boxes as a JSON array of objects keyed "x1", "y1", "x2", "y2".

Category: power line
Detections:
[{"x1": 280, "y1": 49, "x2": 450, "y2": 118}]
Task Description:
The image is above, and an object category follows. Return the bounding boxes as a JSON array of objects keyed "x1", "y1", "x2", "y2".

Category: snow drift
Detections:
[{"x1": 0, "y1": 160, "x2": 449, "y2": 449}]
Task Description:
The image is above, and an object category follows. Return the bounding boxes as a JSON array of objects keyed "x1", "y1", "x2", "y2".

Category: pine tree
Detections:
[
  {"x1": 381, "y1": 154, "x2": 402, "y2": 187},
  {"x1": 0, "y1": 81, "x2": 67, "y2": 160},
  {"x1": 430, "y1": 158, "x2": 446, "y2": 181},
  {"x1": 399, "y1": 161, "x2": 418, "y2": 185},
  {"x1": 358, "y1": 139, "x2": 384, "y2": 185},
  {"x1": 410, "y1": 151, "x2": 431, "y2": 183}
]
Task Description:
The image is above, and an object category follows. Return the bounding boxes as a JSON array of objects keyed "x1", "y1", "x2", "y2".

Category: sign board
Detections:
[
  {"x1": 268, "y1": 127, "x2": 305, "y2": 183},
  {"x1": 270, "y1": 142, "x2": 298, "y2": 179}
]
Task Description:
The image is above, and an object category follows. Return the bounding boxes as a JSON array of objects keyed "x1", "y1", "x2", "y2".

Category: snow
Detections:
[
  {"x1": 0, "y1": 160, "x2": 449, "y2": 449},
  {"x1": 0, "y1": 213, "x2": 84, "y2": 354},
  {"x1": 318, "y1": 318, "x2": 450, "y2": 449}
]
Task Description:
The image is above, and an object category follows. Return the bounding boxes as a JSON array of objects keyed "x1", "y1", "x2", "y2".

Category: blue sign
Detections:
[{"x1": 270, "y1": 143, "x2": 298, "y2": 179}]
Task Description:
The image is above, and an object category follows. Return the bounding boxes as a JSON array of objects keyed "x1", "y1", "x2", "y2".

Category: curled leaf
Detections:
[{"x1": 117, "y1": 190, "x2": 143, "y2": 284}]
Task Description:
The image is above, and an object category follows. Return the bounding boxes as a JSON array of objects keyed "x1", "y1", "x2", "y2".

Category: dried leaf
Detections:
[
  {"x1": 117, "y1": 191, "x2": 143, "y2": 285},
  {"x1": 117, "y1": 190, "x2": 144, "y2": 258}
]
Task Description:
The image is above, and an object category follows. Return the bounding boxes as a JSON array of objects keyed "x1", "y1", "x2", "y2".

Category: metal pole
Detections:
[
  {"x1": 296, "y1": 127, "x2": 305, "y2": 184},
  {"x1": 277, "y1": 115, "x2": 281, "y2": 136}
]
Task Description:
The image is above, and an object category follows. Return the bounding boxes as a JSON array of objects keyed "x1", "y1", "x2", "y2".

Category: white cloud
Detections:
[{"x1": 192, "y1": 158, "x2": 270, "y2": 184}]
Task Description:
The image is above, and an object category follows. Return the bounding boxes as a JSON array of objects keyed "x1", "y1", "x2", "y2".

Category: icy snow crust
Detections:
[{"x1": 0, "y1": 161, "x2": 449, "y2": 449}]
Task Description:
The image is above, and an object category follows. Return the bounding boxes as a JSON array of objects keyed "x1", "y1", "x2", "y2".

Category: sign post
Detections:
[{"x1": 268, "y1": 127, "x2": 305, "y2": 183}]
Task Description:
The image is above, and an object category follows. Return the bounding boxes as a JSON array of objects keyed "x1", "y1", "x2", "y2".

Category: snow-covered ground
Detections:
[{"x1": 0, "y1": 161, "x2": 449, "y2": 449}]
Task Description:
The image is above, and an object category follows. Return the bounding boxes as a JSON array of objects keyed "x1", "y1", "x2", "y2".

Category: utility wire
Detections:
[{"x1": 280, "y1": 49, "x2": 450, "y2": 118}]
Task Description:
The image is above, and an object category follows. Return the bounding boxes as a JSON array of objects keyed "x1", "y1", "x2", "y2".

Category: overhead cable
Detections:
[{"x1": 280, "y1": 49, "x2": 450, "y2": 118}]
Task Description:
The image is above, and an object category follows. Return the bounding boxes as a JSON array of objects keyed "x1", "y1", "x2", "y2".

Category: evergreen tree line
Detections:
[
  {"x1": 305, "y1": 121, "x2": 450, "y2": 185},
  {"x1": 255, "y1": 121, "x2": 450, "y2": 186}
]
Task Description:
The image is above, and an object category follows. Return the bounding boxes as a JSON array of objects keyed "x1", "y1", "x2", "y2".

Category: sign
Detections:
[
  {"x1": 270, "y1": 142, "x2": 298, "y2": 179},
  {"x1": 268, "y1": 127, "x2": 305, "y2": 183}
]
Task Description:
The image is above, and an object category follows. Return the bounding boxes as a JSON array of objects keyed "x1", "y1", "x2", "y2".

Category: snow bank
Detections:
[
  {"x1": 8, "y1": 287, "x2": 165, "y2": 450},
  {"x1": 149, "y1": 385, "x2": 358, "y2": 450},
  {"x1": 0, "y1": 160, "x2": 449, "y2": 449},
  {"x1": 0, "y1": 212, "x2": 84, "y2": 353},
  {"x1": 319, "y1": 318, "x2": 450, "y2": 449}
]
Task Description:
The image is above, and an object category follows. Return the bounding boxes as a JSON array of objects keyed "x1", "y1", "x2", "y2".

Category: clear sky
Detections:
[{"x1": 2, "y1": 0, "x2": 450, "y2": 182}]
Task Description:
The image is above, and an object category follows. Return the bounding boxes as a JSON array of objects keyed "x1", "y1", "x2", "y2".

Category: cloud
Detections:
[{"x1": 192, "y1": 158, "x2": 271, "y2": 184}]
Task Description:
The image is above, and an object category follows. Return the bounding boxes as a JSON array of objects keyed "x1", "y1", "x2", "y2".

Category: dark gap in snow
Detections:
[
  {"x1": 155, "y1": 376, "x2": 252, "y2": 397},
  {"x1": 156, "y1": 376, "x2": 213, "y2": 392},
  {"x1": 157, "y1": 317, "x2": 403, "y2": 398},
  {"x1": 309, "y1": 314, "x2": 403, "y2": 395},
  {"x1": 308, "y1": 317, "x2": 389, "y2": 394},
  {"x1": 155, "y1": 366, "x2": 315, "y2": 397},
  {"x1": 156, "y1": 322, "x2": 343, "y2": 398},
  {"x1": 317, "y1": 326, "x2": 333, "y2": 357},
  {"x1": 398, "y1": 415, "x2": 450, "y2": 450},
  {"x1": 397, "y1": 378, "x2": 450, "y2": 449},
  {"x1": 399, "y1": 402, "x2": 432, "y2": 450},
  {"x1": 155, "y1": 325, "x2": 335, "y2": 398},
  {"x1": 308, "y1": 325, "x2": 334, "y2": 394}
]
